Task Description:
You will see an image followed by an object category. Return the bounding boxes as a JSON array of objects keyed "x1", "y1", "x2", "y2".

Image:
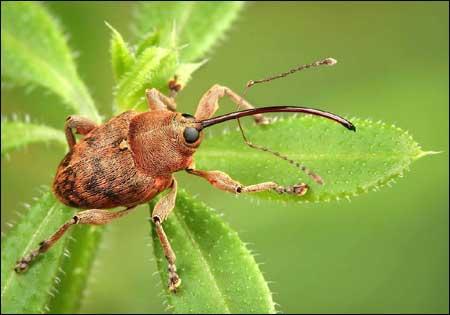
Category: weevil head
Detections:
[{"x1": 128, "y1": 110, "x2": 205, "y2": 175}]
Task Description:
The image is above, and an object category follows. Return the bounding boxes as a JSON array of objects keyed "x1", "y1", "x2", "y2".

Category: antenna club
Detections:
[
  {"x1": 322, "y1": 57, "x2": 338, "y2": 66},
  {"x1": 246, "y1": 80, "x2": 255, "y2": 88}
]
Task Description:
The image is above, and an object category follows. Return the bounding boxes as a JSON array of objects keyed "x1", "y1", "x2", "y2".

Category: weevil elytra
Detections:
[{"x1": 14, "y1": 58, "x2": 355, "y2": 292}]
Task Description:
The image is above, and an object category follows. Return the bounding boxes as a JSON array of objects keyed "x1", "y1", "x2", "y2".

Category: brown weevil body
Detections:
[{"x1": 15, "y1": 58, "x2": 355, "y2": 292}]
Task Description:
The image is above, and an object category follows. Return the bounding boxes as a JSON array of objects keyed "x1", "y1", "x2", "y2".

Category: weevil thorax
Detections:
[{"x1": 128, "y1": 110, "x2": 204, "y2": 176}]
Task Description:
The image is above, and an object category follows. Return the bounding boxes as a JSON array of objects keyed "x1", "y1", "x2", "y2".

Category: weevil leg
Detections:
[
  {"x1": 194, "y1": 84, "x2": 270, "y2": 124},
  {"x1": 151, "y1": 178, "x2": 178, "y2": 224},
  {"x1": 65, "y1": 115, "x2": 98, "y2": 150},
  {"x1": 154, "y1": 221, "x2": 180, "y2": 293},
  {"x1": 14, "y1": 206, "x2": 136, "y2": 273},
  {"x1": 145, "y1": 88, "x2": 177, "y2": 112},
  {"x1": 150, "y1": 178, "x2": 181, "y2": 292},
  {"x1": 186, "y1": 168, "x2": 309, "y2": 196}
]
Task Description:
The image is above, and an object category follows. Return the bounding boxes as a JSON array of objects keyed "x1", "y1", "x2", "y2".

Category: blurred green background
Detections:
[{"x1": 1, "y1": 2, "x2": 448, "y2": 313}]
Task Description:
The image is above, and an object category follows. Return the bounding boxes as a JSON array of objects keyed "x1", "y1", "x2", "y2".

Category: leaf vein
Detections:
[
  {"x1": 172, "y1": 209, "x2": 232, "y2": 313},
  {"x1": 1, "y1": 202, "x2": 59, "y2": 299}
]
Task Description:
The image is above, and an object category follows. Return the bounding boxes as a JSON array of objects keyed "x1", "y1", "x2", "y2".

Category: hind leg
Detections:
[{"x1": 15, "y1": 207, "x2": 136, "y2": 273}]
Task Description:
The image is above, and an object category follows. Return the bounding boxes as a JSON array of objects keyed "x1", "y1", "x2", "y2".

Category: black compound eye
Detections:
[
  {"x1": 181, "y1": 113, "x2": 195, "y2": 119},
  {"x1": 183, "y1": 127, "x2": 199, "y2": 143}
]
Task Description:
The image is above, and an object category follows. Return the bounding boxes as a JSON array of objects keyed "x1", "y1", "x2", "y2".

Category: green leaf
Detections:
[
  {"x1": 150, "y1": 190, "x2": 275, "y2": 314},
  {"x1": 47, "y1": 226, "x2": 102, "y2": 313},
  {"x1": 114, "y1": 46, "x2": 177, "y2": 113},
  {"x1": 0, "y1": 188, "x2": 104, "y2": 314},
  {"x1": 106, "y1": 22, "x2": 135, "y2": 82},
  {"x1": 1, "y1": 118, "x2": 66, "y2": 157},
  {"x1": 1, "y1": 2, "x2": 101, "y2": 122},
  {"x1": 1, "y1": 189, "x2": 74, "y2": 313},
  {"x1": 132, "y1": 2, "x2": 183, "y2": 46},
  {"x1": 195, "y1": 116, "x2": 435, "y2": 202},
  {"x1": 133, "y1": 1, "x2": 245, "y2": 62},
  {"x1": 112, "y1": 42, "x2": 206, "y2": 111},
  {"x1": 113, "y1": 45, "x2": 205, "y2": 113},
  {"x1": 135, "y1": 30, "x2": 160, "y2": 57},
  {"x1": 2, "y1": 4, "x2": 106, "y2": 313},
  {"x1": 114, "y1": 1, "x2": 244, "y2": 113}
]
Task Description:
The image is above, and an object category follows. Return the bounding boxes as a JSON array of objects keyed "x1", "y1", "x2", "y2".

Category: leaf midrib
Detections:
[
  {"x1": 1, "y1": 201, "x2": 60, "y2": 299},
  {"x1": 197, "y1": 151, "x2": 419, "y2": 160},
  {"x1": 3, "y1": 30, "x2": 98, "y2": 121},
  {"x1": 172, "y1": 209, "x2": 232, "y2": 313}
]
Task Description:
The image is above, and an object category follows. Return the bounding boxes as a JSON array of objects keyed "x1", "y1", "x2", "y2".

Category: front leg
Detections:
[
  {"x1": 194, "y1": 84, "x2": 270, "y2": 124},
  {"x1": 187, "y1": 168, "x2": 308, "y2": 196},
  {"x1": 65, "y1": 115, "x2": 98, "y2": 150},
  {"x1": 145, "y1": 88, "x2": 177, "y2": 112},
  {"x1": 151, "y1": 178, "x2": 181, "y2": 292}
]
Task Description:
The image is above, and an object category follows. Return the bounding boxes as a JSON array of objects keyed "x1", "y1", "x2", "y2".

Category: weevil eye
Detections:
[{"x1": 183, "y1": 127, "x2": 199, "y2": 143}]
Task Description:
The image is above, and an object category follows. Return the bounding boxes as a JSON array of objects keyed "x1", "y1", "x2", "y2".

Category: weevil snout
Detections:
[
  {"x1": 180, "y1": 105, "x2": 356, "y2": 148},
  {"x1": 197, "y1": 106, "x2": 356, "y2": 131}
]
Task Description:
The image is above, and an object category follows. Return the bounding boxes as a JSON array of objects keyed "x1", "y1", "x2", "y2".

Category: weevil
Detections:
[{"x1": 14, "y1": 58, "x2": 355, "y2": 292}]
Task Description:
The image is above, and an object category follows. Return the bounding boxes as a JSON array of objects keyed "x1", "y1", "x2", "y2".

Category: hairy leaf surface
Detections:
[
  {"x1": 1, "y1": 189, "x2": 73, "y2": 313},
  {"x1": 1, "y1": 2, "x2": 100, "y2": 122},
  {"x1": 0, "y1": 188, "x2": 104, "y2": 314},
  {"x1": 114, "y1": 46, "x2": 177, "y2": 113},
  {"x1": 106, "y1": 22, "x2": 135, "y2": 82},
  {"x1": 112, "y1": 1, "x2": 243, "y2": 112},
  {"x1": 150, "y1": 190, "x2": 275, "y2": 314},
  {"x1": 1, "y1": 119, "x2": 66, "y2": 156},
  {"x1": 113, "y1": 44, "x2": 205, "y2": 113},
  {"x1": 47, "y1": 226, "x2": 103, "y2": 313},
  {"x1": 195, "y1": 116, "x2": 432, "y2": 202},
  {"x1": 133, "y1": 2, "x2": 244, "y2": 62}
]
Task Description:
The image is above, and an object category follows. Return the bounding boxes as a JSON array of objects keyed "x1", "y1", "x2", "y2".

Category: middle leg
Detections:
[
  {"x1": 186, "y1": 168, "x2": 308, "y2": 196},
  {"x1": 145, "y1": 88, "x2": 177, "y2": 112},
  {"x1": 151, "y1": 178, "x2": 180, "y2": 292}
]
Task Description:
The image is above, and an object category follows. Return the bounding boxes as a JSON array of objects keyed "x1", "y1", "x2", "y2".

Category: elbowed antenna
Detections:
[{"x1": 199, "y1": 106, "x2": 356, "y2": 131}]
